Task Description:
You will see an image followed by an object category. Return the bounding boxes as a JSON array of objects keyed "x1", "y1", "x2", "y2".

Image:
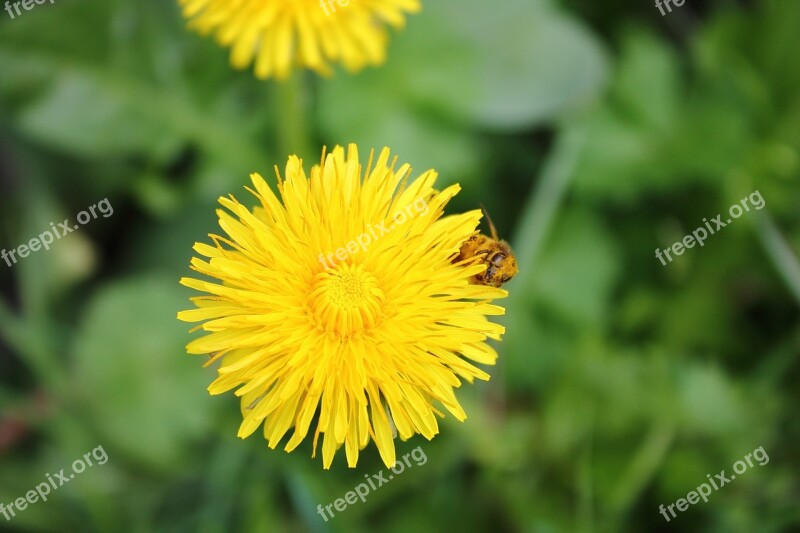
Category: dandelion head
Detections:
[
  {"x1": 178, "y1": 0, "x2": 421, "y2": 80},
  {"x1": 178, "y1": 144, "x2": 509, "y2": 468}
]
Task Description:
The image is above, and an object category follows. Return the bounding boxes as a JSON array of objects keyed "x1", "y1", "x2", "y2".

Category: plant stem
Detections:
[
  {"x1": 273, "y1": 72, "x2": 314, "y2": 163},
  {"x1": 491, "y1": 122, "x2": 586, "y2": 391},
  {"x1": 510, "y1": 123, "x2": 586, "y2": 272}
]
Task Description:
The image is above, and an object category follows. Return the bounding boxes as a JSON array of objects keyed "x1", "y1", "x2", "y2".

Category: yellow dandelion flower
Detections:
[
  {"x1": 178, "y1": 144, "x2": 508, "y2": 469},
  {"x1": 177, "y1": 0, "x2": 421, "y2": 80}
]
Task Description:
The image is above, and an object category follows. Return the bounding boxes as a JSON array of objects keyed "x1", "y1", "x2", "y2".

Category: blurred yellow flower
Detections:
[
  {"x1": 178, "y1": 0, "x2": 421, "y2": 79},
  {"x1": 178, "y1": 145, "x2": 508, "y2": 469}
]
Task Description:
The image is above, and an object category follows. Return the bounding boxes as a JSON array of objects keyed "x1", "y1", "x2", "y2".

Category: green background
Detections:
[{"x1": 1, "y1": 0, "x2": 798, "y2": 531}]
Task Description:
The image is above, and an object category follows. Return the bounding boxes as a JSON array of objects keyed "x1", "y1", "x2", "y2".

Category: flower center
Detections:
[{"x1": 309, "y1": 263, "x2": 385, "y2": 338}]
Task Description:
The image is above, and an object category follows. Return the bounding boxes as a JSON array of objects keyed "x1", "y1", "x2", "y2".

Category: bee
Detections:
[{"x1": 454, "y1": 206, "x2": 518, "y2": 287}]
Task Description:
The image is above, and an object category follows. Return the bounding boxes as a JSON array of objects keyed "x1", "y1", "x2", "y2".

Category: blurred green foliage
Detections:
[{"x1": 0, "y1": 0, "x2": 798, "y2": 531}]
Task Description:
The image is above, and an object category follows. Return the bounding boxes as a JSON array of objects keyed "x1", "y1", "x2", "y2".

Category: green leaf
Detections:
[
  {"x1": 397, "y1": 0, "x2": 609, "y2": 130},
  {"x1": 17, "y1": 71, "x2": 181, "y2": 159},
  {"x1": 529, "y1": 209, "x2": 621, "y2": 327},
  {"x1": 0, "y1": 0, "x2": 271, "y2": 173},
  {"x1": 71, "y1": 276, "x2": 218, "y2": 469},
  {"x1": 317, "y1": 65, "x2": 485, "y2": 186},
  {"x1": 318, "y1": 0, "x2": 608, "y2": 181}
]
